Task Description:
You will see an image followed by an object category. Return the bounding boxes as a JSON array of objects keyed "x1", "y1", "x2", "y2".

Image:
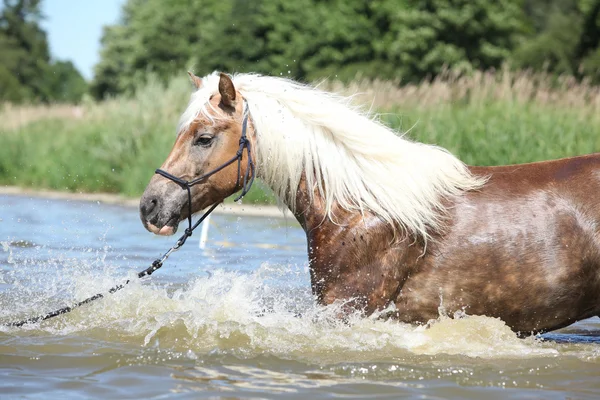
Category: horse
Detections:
[{"x1": 139, "y1": 71, "x2": 600, "y2": 335}]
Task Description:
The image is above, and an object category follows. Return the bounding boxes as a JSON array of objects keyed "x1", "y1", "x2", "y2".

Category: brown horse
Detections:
[{"x1": 140, "y1": 72, "x2": 600, "y2": 335}]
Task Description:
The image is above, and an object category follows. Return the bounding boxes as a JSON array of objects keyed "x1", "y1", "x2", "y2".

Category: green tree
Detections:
[
  {"x1": 0, "y1": 31, "x2": 30, "y2": 101},
  {"x1": 46, "y1": 60, "x2": 88, "y2": 103},
  {"x1": 577, "y1": 0, "x2": 600, "y2": 80},
  {"x1": 0, "y1": 0, "x2": 51, "y2": 101},
  {"x1": 92, "y1": 0, "x2": 530, "y2": 97},
  {"x1": 0, "y1": 0, "x2": 88, "y2": 103},
  {"x1": 92, "y1": 0, "x2": 391, "y2": 94},
  {"x1": 371, "y1": 0, "x2": 528, "y2": 81},
  {"x1": 90, "y1": 24, "x2": 134, "y2": 98},
  {"x1": 514, "y1": 0, "x2": 600, "y2": 81},
  {"x1": 279, "y1": 0, "x2": 379, "y2": 81},
  {"x1": 92, "y1": 0, "x2": 231, "y2": 97}
]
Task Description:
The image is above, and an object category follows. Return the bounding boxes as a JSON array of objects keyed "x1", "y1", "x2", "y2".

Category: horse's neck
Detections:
[
  {"x1": 282, "y1": 174, "x2": 427, "y2": 284},
  {"x1": 280, "y1": 174, "x2": 429, "y2": 246},
  {"x1": 285, "y1": 176, "x2": 328, "y2": 233},
  {"x1": 281, "y1": 175, "x2": 363, "y2": 237}
]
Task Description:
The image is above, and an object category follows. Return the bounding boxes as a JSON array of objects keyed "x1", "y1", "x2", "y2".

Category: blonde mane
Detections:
[{"x1": 178, "y1": 72, "x2": 486, "y2": 239}]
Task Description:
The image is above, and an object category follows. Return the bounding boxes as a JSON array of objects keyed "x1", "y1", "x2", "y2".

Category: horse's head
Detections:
[{"x1": 139, "y1": 72, "x2": 252, "y2": 236}]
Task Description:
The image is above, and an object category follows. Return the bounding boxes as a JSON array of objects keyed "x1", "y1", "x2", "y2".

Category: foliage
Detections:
[
  {"x1": 3, "y1": 0, "x2": 600, "y2": 102},
  {"x1": 46, "y1": 61, "x2": 88, "y2": 103},
  {"x1": 91, "y1": 0, "x2": 529, "y2": 97},
  {"x1": 513, "y1": 0, "x2": 600, "y2": 81},
  {"x1": 371, "y1": 0, "x2": 527, "y2": 81},
  {"x1": 0, "y1": 0, "x2": 87, "y2": 103}
]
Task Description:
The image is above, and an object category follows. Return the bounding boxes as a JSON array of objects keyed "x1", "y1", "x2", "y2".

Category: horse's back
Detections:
[
  {"x1": 470, "y1": 152, "x2": 600, "y2": 192},
  {"x1": 397, "y1": 153, "x2": 600, "y2": 333}
]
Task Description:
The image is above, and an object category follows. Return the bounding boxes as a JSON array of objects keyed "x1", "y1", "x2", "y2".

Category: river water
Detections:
[{"x1": 1, "y1": 194, "x2": 599, "y2": 399}]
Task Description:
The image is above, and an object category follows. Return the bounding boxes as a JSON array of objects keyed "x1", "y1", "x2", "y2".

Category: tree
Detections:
[
  {"x1": 577, "y1": 0, "x2": 600, "y2": 81},
  {"x1": 0, "y1": 0, "x2": 51, "y2": 101},
  {"x1": 91, "y1": 0, "x2": 228, "y2": 97},
  {"x1": 513, "y1": 0, "x2": 600, "y2": 81},
  {"x1": 371, "y1": 0, "x2": 528, "y2": 81},
  {"x1": 46, "y1": 61, "x2": 87, "y2": 103},
  {"x1": 0, "y1": 0, "x2": 88, "y2": 103},
  {"x1": 91, "y1": 0, "x2": 530, "y2": 97}
]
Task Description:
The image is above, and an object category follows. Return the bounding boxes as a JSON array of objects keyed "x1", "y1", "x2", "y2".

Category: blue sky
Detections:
[{"x1": 41, "y1": 0, "x2": 125, "y2": 80}]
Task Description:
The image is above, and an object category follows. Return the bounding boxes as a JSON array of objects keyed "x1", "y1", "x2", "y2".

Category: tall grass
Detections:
[
  {"x1": 2, "y1": 69, "x2": 600, "y2": 201},
  {"x1": 1, "y1": 76, "x2": 190, "y2": 197}
]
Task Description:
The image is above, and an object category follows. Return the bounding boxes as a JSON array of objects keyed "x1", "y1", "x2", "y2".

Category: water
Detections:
[{"x1": 1, "y1": 194, "x2": 599, "y2": 399}]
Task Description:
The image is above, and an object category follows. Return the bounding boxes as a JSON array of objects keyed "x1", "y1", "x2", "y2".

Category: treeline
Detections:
[
  {"x1": 91, "y1": 0, "x2": 600, "y2": 99},
  {"x1": 0, "y1": 0, "x2": 87, "y2": 103},
  {"x1": 2, "y1": 0, "x2": 600, "y2": 104}
]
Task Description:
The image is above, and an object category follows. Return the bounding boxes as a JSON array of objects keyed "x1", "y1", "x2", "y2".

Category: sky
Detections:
[{"x1": 40, "y1": 0, "x2": 125, "y2": 80}]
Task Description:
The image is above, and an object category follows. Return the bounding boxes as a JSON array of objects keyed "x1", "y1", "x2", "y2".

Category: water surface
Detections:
[{"x1": 1, "y1": 195, "x2": 599, "y2": 399}]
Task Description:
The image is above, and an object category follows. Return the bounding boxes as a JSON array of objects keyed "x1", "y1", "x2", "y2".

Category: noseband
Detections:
[{"x1": 154, "y1": 101, "x2": 255, "y2": 247}]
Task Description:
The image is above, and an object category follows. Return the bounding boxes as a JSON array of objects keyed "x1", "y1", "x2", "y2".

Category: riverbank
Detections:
[{"x1": 0, "y1": 186, "x2": 287, "y2": 219}]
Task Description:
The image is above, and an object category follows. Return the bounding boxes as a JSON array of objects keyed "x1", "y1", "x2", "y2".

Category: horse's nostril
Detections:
[{"x1": 141, "y1": 196, "x2": 159, "y2": 218}]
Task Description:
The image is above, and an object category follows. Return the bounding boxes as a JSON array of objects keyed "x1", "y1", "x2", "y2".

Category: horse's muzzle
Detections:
[{"x1": 139, "y1": 189, "x2": 181, "y2": 236}]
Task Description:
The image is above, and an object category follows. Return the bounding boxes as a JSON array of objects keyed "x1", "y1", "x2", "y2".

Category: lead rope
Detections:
[{"x1": 6, "y1": 103, "x2": 254, "y2": 328}]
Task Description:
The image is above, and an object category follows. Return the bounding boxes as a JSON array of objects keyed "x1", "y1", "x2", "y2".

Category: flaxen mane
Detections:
[{"x1": 178, "y1": 72, "x2": 485, "y2": 239}]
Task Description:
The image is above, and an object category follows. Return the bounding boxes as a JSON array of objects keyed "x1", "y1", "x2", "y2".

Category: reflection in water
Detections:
[{"x1": 1, "y1": 194, "x2": 600, "y2": 399}]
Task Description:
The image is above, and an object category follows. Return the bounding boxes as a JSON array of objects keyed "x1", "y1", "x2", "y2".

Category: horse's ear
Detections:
[
  {"x1": 187, "y1": 71, "x2": 202, "y2": 89},
  {"x1": 218, "y1": 72, "x2": 236, "y2": 108}
]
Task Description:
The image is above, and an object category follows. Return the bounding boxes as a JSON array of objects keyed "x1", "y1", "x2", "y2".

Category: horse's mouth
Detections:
[{"x1": 145, "y1": 215, "x2": 180, "y2": 236}]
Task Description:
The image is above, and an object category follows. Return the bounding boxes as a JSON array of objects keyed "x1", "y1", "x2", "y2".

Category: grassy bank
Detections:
[{"x1": 2, "y1": 70, "x2": 600, "y2": 202}]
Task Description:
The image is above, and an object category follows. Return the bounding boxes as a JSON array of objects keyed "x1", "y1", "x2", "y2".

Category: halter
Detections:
[
  {"x1": 6, "y1": 101, "x2": 255, "y2": 327},
  {"x1": 154, "y1": 100, "x2": 255, "y2": 247}
]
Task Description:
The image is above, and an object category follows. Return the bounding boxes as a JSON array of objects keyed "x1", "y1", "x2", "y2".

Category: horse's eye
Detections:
[{"x1": 194, "y1": 135, "x2": 213, "y2": 147}]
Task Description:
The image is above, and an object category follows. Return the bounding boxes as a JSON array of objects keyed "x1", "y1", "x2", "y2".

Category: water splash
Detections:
[{"x1": 1, "y1": 259, "x2": 570, "y2": 363}]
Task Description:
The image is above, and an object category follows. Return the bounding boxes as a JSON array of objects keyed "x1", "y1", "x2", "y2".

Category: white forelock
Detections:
[{"x1": 178, "y1": 72, "x2": 486, "y2": 240}]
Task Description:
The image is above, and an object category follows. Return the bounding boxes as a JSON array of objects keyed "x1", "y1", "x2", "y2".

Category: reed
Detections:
[
  {"x1": 2, "y1": 69, "x2": 599, "y2": 202},
  {"x1": 327, "y1": 67, "x2": 600, "y2": 113}
]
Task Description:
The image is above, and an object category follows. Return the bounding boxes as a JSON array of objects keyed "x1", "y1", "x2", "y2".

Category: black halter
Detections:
[{"x1": 154, "y1": 101, "x2": 255, "y2": 247}]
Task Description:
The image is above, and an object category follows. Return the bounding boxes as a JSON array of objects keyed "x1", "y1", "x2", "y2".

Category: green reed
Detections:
[{"x1": 2, "y1": 70, "x2": 599, "y2": 203}]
